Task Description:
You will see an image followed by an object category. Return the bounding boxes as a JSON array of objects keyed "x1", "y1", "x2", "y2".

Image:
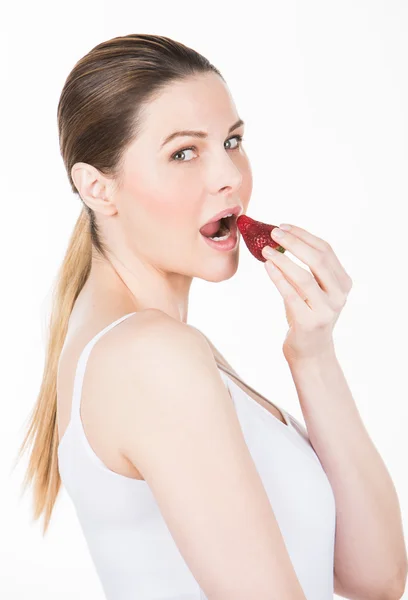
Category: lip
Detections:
[
  {"x1": 201, "y1": 222, "x2": 239, "y2": 251},
  {"x1": 202, "y1": 205, "x2": 242, "y2": 228}
]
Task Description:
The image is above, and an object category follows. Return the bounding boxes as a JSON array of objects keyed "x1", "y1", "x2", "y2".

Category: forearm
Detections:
[{"x1": 287, "y1": 350, "x2": 407, "y2": 597}]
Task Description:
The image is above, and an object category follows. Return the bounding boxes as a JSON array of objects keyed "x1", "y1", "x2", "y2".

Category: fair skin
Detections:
[
  {"x1": 59, "y1": 73, "x2": 289, "y2": 484},
  {"x1": 71, "y1": 72, "x2": 253, "y2": 323},
  {"x1": 61, "y1": 72, "x2": 407, "y2": 598}
]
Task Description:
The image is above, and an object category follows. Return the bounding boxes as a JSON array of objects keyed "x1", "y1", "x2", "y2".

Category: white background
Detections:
[{"x1": 1, "y1": 0, "x2": 407, "y2": 598}]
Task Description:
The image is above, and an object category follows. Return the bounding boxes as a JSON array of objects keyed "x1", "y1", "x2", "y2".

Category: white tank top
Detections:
[{"x1": 57, "y1": 312, "x2": 336, "y2": 599}]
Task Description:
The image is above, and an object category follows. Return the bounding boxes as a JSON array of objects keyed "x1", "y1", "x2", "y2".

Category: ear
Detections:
[{"x1": 71, "y1": 162, "x2": 118, "y2": 216}]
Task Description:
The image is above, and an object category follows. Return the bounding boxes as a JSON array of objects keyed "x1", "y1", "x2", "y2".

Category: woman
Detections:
[{"x1": 16, "y1": 33, "x2": 406, "y2": 600}]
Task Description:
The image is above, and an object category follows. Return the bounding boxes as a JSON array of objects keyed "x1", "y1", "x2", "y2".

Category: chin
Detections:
[{"x1": 198, "y1": 256, "x2": 240, "y2": 283}]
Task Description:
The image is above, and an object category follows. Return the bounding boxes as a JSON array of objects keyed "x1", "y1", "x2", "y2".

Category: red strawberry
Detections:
[{"x1": 236, "y1": 215, "x2": 287, "y2": 262}]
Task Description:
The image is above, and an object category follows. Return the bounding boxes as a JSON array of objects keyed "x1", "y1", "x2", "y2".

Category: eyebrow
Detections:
[{"x1": 160, "y1": 118, "x2": 245, "y2": 149}]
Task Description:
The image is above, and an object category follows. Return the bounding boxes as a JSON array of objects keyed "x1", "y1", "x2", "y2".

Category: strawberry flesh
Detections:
[{"x1": 236, "y1": 215, "x2": 286, "y2": 262}]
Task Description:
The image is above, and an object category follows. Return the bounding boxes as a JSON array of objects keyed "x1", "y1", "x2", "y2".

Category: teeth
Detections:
[{"x1": 211, "y1": 230, "x2": 232, "y2": 242}]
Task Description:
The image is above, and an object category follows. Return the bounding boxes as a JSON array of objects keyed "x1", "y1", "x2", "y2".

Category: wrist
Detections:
[{"x1": 283, "y1": 344, "x2": 337, "y2": 370}]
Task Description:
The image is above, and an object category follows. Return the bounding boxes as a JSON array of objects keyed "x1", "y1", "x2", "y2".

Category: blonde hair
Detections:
[{"x1": 13, "y1": 33, "x2": 223, "y2": 536}]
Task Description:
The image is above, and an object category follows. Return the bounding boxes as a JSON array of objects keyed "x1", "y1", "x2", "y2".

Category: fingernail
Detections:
[
  {"x1": 279, "y1": 223, "x2": 292, "y2": 231},
  {"x1": 271, "y1": 227, "x2": 285, "y2": 238},
  {"x1": 263, "y1": 245, "x2": 276, "y2": 259}
]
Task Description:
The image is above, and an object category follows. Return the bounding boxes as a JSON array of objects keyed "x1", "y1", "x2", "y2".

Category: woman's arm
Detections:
[{"x1": 287, "y1": 350, "x2": 407, "y2": 600}]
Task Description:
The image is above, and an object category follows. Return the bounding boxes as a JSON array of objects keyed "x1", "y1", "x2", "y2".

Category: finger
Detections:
[
  {"x1": 263, "y1": 246, "x2": 328, "y2": 313},
  {"x1": 279, "y1": 223, "x2": 327, "y2": 251},
  {"x1": 264, "y1": 259, "x2": 312, "y2": 315},
  {"x1": 270, "y1": 228, "x2": 340, "y2": 295},
  {"x1": 278, "y1": 224, "x2": 352, "y2": 290}
]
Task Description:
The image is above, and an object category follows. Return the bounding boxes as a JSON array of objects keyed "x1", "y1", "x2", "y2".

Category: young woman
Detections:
[{"x1": 16, "y1": 33, "x2": 406, "y2": 600}]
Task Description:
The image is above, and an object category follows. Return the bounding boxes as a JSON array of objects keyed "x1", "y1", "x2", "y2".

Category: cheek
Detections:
[
  {"x1": 138, "y1": 187, "x2": 197, "y2": 238},
  {"x1": 150, "y1": 173, "x2": 200, "y2": 230},
  {"x1": 124, "y1": 162, "x2": 192, "y2": 223},
  {"x1": 240, "y1": 162, "x2": 253, "y2": 205},
  {"x1": 120, "y1": 156, "x2": 198, "y2": 242}
]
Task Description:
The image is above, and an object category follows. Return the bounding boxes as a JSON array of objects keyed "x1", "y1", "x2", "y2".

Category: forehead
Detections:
[{"x1": 138, "y1": 73, "x2": 238, "y2": 141}]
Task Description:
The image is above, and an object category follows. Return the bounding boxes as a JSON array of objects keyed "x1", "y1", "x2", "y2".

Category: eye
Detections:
[
  {"x1": 224, "y1": 134, "x2": 244, "y2": 150},
  {"x1": 170, "y1": 134, "x2": 244, "y2": 163}
]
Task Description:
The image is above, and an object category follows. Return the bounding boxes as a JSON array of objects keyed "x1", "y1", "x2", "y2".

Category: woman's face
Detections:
[{"x1": 114, "y1": 72, "x2": 253, "y2": 282}]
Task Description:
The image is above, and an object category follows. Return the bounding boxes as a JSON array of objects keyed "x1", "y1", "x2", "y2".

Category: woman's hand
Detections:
[{"x1": 261, "y1": 223, "x2": 353, "y2": 363}]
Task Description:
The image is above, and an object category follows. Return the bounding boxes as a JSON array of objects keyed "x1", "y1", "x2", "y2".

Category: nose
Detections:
[{"x1": 213, "y1": 156, "x2": 243, "y2": 196}]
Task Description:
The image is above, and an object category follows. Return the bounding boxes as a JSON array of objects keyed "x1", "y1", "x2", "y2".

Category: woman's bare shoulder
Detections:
[{"x1": 91, "y1": 308, "x2": 201, "y2": 369}]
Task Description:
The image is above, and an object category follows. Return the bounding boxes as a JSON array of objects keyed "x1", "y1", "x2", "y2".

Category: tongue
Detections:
[{"x1": 200, "y1": 219, "x2": 222, "y2": 238}]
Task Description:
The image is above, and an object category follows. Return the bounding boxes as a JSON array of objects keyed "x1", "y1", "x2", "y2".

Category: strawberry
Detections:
[{"x1": 236, "y1": 215, "x2": 287, "y2": 262}]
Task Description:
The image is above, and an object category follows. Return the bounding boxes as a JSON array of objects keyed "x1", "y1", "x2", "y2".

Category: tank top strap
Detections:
[{"x1": 70, "y1": 312, "x2": 138, "y2": 420}]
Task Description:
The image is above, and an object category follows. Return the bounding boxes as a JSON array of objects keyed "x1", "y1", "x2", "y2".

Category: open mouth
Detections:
[
  {"x1": 212, "y1": 216, "x2": 233, "y2": 238},
  {"x1": 200, "y1": 215, "x2": 237, "y2": 240}
]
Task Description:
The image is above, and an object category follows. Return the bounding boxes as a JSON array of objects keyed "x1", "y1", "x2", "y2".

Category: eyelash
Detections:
[{"x1": 170, "y1": 135, "x2": 244, "y2": 163}]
